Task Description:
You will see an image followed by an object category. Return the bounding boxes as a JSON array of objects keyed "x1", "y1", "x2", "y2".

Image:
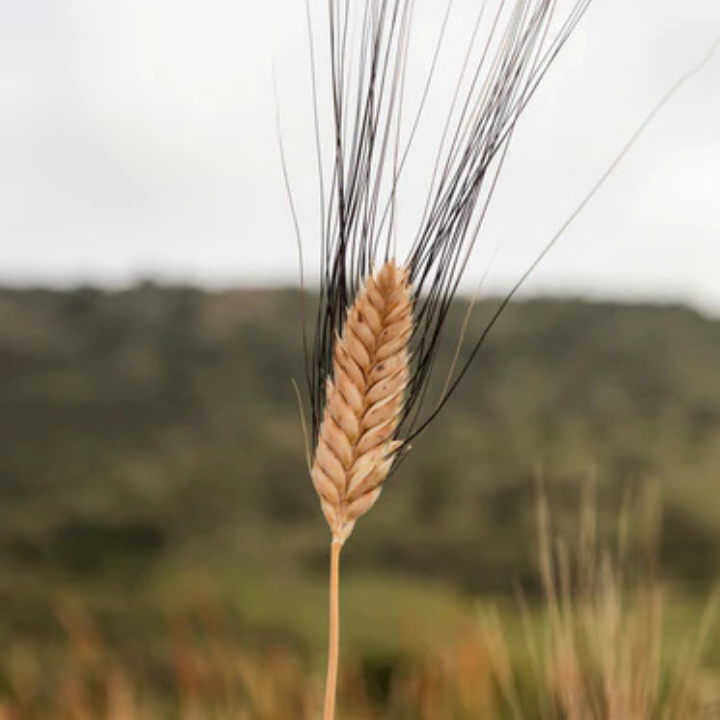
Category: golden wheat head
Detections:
[
  {"x1": 310, "y1": 261, "x2": 412, "y2": 545},
  {"x1": 305, "y1": 2, "x2": 599, "y2": 716}
]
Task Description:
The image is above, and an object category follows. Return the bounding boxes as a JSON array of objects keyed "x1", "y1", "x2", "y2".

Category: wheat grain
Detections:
[
  {"x1": 304, "y1": 3, "x2": 595, "y2": 717},
  {"x1": 311, "y1": 260, "x2": 413, "y2": 546}
]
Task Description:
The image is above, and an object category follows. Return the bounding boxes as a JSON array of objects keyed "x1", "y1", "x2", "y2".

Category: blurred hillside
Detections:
[{"x1": 0, "y1": 284, "x2": 719, "y2": 653}]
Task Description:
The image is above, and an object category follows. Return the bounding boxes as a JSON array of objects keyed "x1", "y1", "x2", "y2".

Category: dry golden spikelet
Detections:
[{"x1": 311, "y1": 260, "x2": 413, "y2": 545}]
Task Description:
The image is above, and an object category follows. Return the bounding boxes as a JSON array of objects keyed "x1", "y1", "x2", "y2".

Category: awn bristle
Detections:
[{"x1": 311, "y1": 261, "x2": 413, "y2": 545}]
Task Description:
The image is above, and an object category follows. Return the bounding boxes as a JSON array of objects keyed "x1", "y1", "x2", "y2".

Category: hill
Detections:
[{"x1": 0, "y1": 284, "x2": 719, "y2": 649}]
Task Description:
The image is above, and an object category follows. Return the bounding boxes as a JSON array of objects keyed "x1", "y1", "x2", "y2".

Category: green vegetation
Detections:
[
  {"x1": 0, "y1": 489, "x2": 717, "y2": 719},
  {"x1": 0, "y1": 284, "x2": 719, "y2": 661}
]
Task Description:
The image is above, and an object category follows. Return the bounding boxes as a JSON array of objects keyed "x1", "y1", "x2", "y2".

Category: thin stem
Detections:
[{"x1": 323, "y1": 540, "x2": 343, "y2": 720}]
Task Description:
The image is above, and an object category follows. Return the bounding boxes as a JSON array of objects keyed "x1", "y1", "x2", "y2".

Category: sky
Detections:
[{"x1": 1, "y1": 0, "x2": 719, "y2": 313}]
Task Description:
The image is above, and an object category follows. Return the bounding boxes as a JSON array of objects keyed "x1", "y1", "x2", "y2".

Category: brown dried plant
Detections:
[
  {"x1": 310, "y1": 261, "x2": 413, "y2": 719},
  {"x1": 301, "y1": 1, "x2": 595, "y2": 717},
  {"x1": 299, "y1": 0, "x2": 598, "y2": 717}
]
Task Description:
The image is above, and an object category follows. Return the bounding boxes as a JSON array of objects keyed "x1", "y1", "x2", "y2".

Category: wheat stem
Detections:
[
  {"x1": 312, "y1": 261, "x2": 412, "y2": 718},
  {"x1": 323, "y1": 540, "x2": 342, "y2": 720}
]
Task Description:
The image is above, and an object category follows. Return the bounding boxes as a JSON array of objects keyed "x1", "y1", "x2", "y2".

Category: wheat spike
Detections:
[{"x1": 311, "y1": 260, "x2": 413, "y2": 545}]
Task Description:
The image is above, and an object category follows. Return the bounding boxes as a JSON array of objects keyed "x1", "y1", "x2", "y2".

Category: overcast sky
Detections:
[{"x1": 1, "y1": 0, "x2": 719, "y2": 313}]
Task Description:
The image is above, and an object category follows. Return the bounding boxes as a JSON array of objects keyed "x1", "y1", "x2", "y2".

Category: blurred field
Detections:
[
  {"x1": 1, "y1": 284, "x2": 719, "y2": 715},
  {"x1": 1, "y1": 495, "x2": 718, "y2": 719}
]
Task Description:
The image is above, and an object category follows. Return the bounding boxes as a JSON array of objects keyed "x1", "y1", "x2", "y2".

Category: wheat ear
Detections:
[
  {"x1": 311, "y1": 259, "x2": 413, "y2": 546},
  {"x1": 312, "y1": 260, "x2": 412, "y2": 720}
]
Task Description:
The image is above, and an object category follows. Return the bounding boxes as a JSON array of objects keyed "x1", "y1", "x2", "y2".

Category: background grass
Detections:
[{"x1": 0, "y1": 283, "x2": 719, "y2": 709}]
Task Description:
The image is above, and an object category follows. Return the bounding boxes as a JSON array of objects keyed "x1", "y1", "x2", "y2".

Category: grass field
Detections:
[
  {"x1": 1, "y1": 287, "x2": 720, "y2": 717},
  {"x1": 1, "y1": 493, "x2": 718, "y2": 720},
  {"x1": 2, "y1": 487, "x2": 719, "y2": 718}
]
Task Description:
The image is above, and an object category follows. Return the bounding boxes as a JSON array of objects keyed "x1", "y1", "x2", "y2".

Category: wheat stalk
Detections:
[
  {"x1": 311, "y1": 261, "x2": 412, "y2": 720},
  {"x1": 302, "y1": 3, "x2": 596, "y2": 718}
]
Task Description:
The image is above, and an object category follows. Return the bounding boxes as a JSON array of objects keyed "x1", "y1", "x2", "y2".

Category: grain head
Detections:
[{"x1": 311, "y1": 261, "x2": 413, "y2": 545}]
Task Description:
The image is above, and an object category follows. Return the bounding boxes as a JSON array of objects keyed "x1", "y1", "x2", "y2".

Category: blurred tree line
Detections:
[{"x1": 0, "y1": 284, "x2": 719, "y2": 646}]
